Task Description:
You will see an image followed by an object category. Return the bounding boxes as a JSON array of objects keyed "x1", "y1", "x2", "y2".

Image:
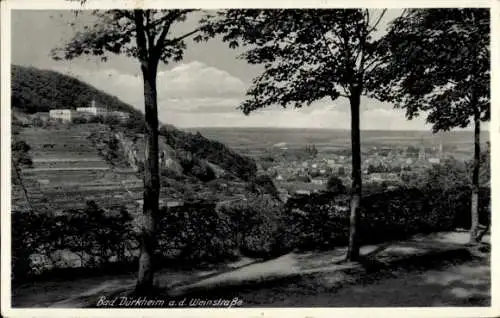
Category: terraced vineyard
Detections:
[{"x1": 13, "y1": 124, "x2": 143, "y2": 214}]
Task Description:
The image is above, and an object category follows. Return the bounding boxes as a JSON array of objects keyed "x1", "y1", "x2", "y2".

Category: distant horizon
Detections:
[{"x1": 183, "y1": 126, "x2": 490, "y2": 133}]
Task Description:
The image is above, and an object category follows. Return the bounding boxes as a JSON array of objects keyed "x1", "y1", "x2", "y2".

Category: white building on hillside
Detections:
[
  {"x1": 49, "y1": 109, "x2": 77, "y2": 122},
  {"x1": 76, "y1": 100, "x2": 107, "y2": 115},
  {"x1": 76, "y1": 106, "x2": 107, "y2": 115}
]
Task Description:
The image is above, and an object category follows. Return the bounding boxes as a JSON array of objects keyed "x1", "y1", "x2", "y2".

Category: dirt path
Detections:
[{"x1": 223, "y1": 254, "x2": 490, "y2": 307}]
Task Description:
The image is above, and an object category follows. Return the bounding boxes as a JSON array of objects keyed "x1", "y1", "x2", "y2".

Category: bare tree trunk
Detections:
[
  {"x1": 469, "y1": 107, "x2": 481, "y2": 244},
  {"x1": 346, "y1": 92, "x2": 362, "y2": 261},
  {"x1": 136, "y1": 60, "x2": 160, "y2": 294}
]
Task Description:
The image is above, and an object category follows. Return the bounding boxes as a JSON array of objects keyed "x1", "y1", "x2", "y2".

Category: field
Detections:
[{"x1": 189, "y1": 128, "x2": 489, "y2": 158}]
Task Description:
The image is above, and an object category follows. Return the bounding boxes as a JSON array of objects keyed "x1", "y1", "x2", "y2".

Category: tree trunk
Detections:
[
  {"x1": 469, "y1": 107, "x2": 481, "y2": 244},
  {"x1": 136, "y1": 60, "x2": 160, "y2": 294},
  {"x1": 346, "y1": 92, "x2": 362, "y2": 261}
]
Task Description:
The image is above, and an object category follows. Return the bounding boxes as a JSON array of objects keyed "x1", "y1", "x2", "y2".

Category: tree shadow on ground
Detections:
[
  {"x1": 77, "y1": 246, "x2": 489, "y2": 308},
  {"x1": 156, "y1": 249, "x2": 490, "y2": 307}
]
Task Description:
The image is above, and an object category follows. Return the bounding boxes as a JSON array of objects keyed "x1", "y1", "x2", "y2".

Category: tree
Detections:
[
  {"x1": 411, "y1": 158, "x2": 470, "y2": 190},
  {"x1": 52, "y1": 9, "x2": 201, "y2": 293},
  {"x1": 338, "y1": 166, "x2": 346, "y2": 176},
  {"x1": 305, "y1": 144, "x2": 318, "y2": 158},
  {"x1": 372, "y1": 9, "x2": 490, "y2": 244},
  {"x1": 326, "y1": 175, "x2": 346, "y2": 194},
  {"x1": 200, "y1": 9, "x2": 390, "y2": 260}
]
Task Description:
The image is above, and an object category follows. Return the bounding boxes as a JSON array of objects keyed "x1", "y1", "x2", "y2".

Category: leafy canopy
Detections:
[
  {"x1": 52, "y1": 10, "x2": 199, "y2": 64},
  {"x1": 370, "y1": 9, "x2": 490, "y2": 132},
  {"x1": 198, "y1": 9, "x2": 389, "y2": 114}
]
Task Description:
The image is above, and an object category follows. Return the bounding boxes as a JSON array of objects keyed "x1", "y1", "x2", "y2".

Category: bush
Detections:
[
  {"x1": 11, "y1": 202, "x2": 136, "y2": 282},
  {"x1": 281, "y1": 186, "x2": 491, "y2": 251},
  {"x1": 121, "y1": 115, "x2": 145, "y2": 134},
  {"x1": 87, "y1": 115, "x2": 105, "y2": 124},
  {"x1": 12, "y1": 212, "x2": 55, "y2": 281},
  {"x1": 72, "y1": 117, "x2": 88, "y2": 124},
  {"x1": 31, "y1": 117, "x2": 45, "y2": 127},
  {"x1": 326, "y1": 175, "x2": 346, "y2": 194},
  {"x1": 357, "y1": 188, "x2": 456, "y2": 242},
  {"x1": 282, "y1": 192, "x2": 350, "y2": 250},
  {"x1": 190, "y1": 159, "x2": 216, "y2": 182},
  {"x1": 219, "y1": 195, "x2": 288, "y2": 258},
  {"x1": 12, "y1": 140, "x2": 33, "y2": 167},
  {"x1": 156, "y1": 196, "x2": 289, "y2": 264},
  {"x1": 157, "y1": 202, "x2": 237, "y2": 263},
  {"x1": 12, "y1": 186, "x2": 490, "y2": 282},
  {"x1": 102, "y1": 115, "x2": 121, "y2": 129},
  {"x1": 248, "y1": 174, "x2": 280, "y2": 200},
  {"x1": 177, "y1": 151, "x2": 216, "y2": 182}
]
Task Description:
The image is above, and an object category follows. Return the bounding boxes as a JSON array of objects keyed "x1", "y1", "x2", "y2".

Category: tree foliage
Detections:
[
  {"x1": 370, "y1": 9, "x2": 490, "y2": 131},
  {"x1": 51, "y1": 10, "x2": 198, "y2": 65},
  {"x1": 326, "y1": 175, "x2": 346, "y2": 194},
  {"x1": 198, "y1": 9, "x2": 389, "y2": 112}
]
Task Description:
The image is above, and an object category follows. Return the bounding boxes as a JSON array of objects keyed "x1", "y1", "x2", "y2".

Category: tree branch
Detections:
[
  {"x1": 362, "y1": 54, "x2": 389, "y2": 73},
  {"x1": 153, "y1": 10, "x2": 198, "y2": 56},
  {"x1": 367, "y1": 9, "x2": 387, "y2": 34},
  {"x1": 153, "y1": 12, "x2": 178, "y2": 56},
  {"x1": 169, "y1": 28, "x2": 201, "y2": 44}
]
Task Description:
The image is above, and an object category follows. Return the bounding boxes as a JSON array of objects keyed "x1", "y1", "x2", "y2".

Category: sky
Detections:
[{"x1": 10, "y1": 9, "x2": 478, "y2": 130}]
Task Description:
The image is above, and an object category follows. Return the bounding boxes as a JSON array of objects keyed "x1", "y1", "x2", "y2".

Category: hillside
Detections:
[
  {"x1": 11, "y1": 65, "x2": 273, "y2": 214},
  {"x1": 11, "y1": 65, "x2": 143, "y2": 117},
  {"x1": 11, "y1": 65, "x2": 258, "y2": 178}
]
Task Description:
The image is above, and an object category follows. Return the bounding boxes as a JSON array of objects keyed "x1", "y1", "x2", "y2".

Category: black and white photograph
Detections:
[{"x1": 0, "y1": 0, "x2": 498, "y2": 316}]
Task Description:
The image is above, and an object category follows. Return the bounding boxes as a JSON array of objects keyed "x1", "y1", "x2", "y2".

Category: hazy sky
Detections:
[{"x1": 11, "y1": 9, "x2": 463, "y2": 130}]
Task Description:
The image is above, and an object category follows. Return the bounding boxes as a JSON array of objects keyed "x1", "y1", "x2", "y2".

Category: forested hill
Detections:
[
  {"x1": 11, "y1": 64, "x2": 258, "y2": 181},
  {"x1": 11, "y1": 65, "x2": 143, "y2": 117}
]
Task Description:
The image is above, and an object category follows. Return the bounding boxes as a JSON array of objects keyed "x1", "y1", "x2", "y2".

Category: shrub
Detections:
[
  {"x1": 326, "y1": 175, "x2": 346, "y2": 194},
  {"x1": 219, "y1": 195, "x2": 288, "y2": 258},
  {"x1": 281, "y1": 186, "x2": 491, "y2": 251},
  {"x1": 11, "y1": 212, "x2": 56, "y2": 281},
  {"x1": 87, "y1": 115, "x2": 105, "y2": 124},
  {"x1": 102, "y1": 115, "x2": 121, "y2": 129},
  {"x1": 248, "y1": 174, "x2": 280, "y2": 199},
  {"x1": 12, "y1": 140, "x2": 33, "y2": 167},
  {"x1": 121, "y1": 115, "x2": 145, "y2": 134},
  {"x1": 282, "y1": 192, "x2": 350, "y2": 250},
  {"x1": 31, "y1": 117, "x2": 45, "y2": 127},
  {"x1": 72, "y1": 117, "x2": 88, "y2": 124},
  {"x1": 189, "y1": 159, "x2": 216, "y2": 182},
  {"x1": 157, "y1": 202, "x2": 237, "y2": 263},
  {"x1": 11, "y1": 202, "x2": 136, "y2": 282}
]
